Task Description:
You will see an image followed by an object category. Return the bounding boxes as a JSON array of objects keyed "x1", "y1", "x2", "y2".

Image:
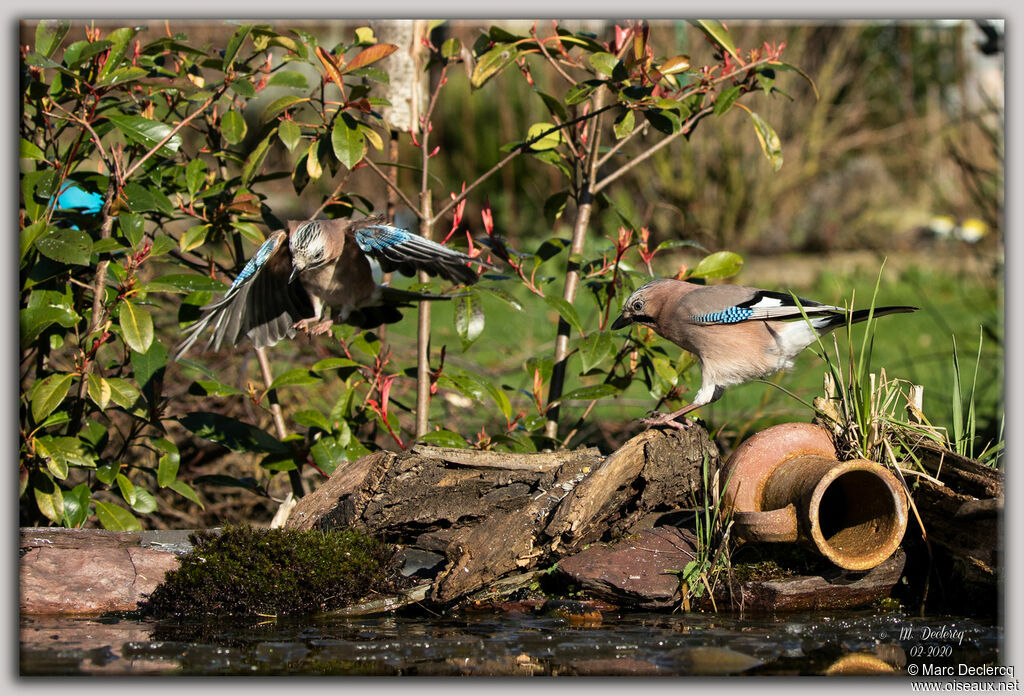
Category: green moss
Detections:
[
  {"x1": 142, "y1": 525, "x2": 395, "y2": 618},
  {"x1": 731, "y1": 559, "x2": 797, "y2": 583}
]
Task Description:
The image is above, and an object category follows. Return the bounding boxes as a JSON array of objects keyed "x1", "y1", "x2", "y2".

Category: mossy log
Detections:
[{"x1": 286, "y1": 427, "x2": 717, "y2": 603}]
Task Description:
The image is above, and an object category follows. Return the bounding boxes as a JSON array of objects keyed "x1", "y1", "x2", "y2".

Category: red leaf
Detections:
[{"x1": 341, "y1": 43, "x2": 399, "y2": 74}]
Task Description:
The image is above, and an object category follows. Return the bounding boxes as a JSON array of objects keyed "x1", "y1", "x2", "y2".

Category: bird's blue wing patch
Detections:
[
  {"x1": 230, "y1": 235, "x2": 282, "y2": 290},
  {"x1": 690, "y1": 306, "x2": 755, "y2": 324},
  {"x1": 355, "y1": 225, "x2": 411, "y2": 253}
]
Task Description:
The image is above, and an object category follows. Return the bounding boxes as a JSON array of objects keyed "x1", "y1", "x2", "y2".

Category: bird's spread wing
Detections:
[
  {"x1": 686, "y1": 287, "x2": 843, "y2": 325},
  {"x1": 173, "y1": 231, "x2": 314, "y2": 359},
  {"x1": 353, "y1": 222, "x2": 490, "y2": 286}
]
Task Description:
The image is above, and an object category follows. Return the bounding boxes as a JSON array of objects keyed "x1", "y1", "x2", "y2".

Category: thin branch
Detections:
[
  {"x1": 121, "y1": 86, "x2": 227, "y2": 182},
  {"x1": 429, "y1": 104, "x2": 617, "y2": 225},
  {"x1": 597, "y1": 117, "x2": 649, "y2": 168},
  {"x1": 593, "y1": 105, "x2": 714, "y2": 194},
  {"x1": 532, "y1": 23, "x2": 577, "y2": 86},
  {"x1": 311, "y1": 169, "x2": 354, "y2": 219},
  {"x1": 362, "y1": 158, "x2": 422, "y2": 217}
]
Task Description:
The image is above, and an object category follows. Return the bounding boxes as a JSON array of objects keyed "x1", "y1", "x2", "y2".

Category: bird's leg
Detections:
[
  {"x1": 293, "y1": 296, "x2": 334, "y2": 336},
  {"x1": 640, "y1": 402, "x2": 703, "y2": 430}
]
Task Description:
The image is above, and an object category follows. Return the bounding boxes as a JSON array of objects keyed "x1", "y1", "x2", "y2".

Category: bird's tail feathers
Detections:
[{"x1": 812, "y1": 305, "x2": 918, "y2": 333}]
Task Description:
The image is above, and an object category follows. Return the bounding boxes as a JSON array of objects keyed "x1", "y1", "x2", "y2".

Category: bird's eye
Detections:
[{"x1": 631, "y1": 300, "x2": 643, "y2": 311}]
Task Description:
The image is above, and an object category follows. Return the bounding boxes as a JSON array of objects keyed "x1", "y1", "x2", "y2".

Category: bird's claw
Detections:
[
  {"x1": 294, "y1": 318, "x2": 334, "y2": 336},
  {"x1": 639, "y1": 412, "x2": 693, "y2": 430}
]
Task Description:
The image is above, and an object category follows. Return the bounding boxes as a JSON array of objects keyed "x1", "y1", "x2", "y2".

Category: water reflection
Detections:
[{"x1": 20, "y1": 610, "x2": 1000, "y2": 676}]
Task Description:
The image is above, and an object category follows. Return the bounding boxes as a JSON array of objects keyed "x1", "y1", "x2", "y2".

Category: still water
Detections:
[{"x1": 21, "y1": 609, "x2": 1000, "y2": 676}]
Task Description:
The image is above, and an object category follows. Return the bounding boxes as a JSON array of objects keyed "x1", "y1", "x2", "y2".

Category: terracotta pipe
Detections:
[{"x1": 723, "y1": 423, "x2": 909, "y2": 571}]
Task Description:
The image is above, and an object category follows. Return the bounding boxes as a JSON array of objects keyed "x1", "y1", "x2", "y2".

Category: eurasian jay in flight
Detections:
[
  {"x1": 610, "y1": 279, "x2": 917, "y2": 429},
  {"x1": 174, "y1": 215, "x2": 491, "y2": 360}
]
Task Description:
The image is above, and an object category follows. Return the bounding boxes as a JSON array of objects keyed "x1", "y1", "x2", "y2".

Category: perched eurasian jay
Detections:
[
  {"x1": 610, "y1": 279, "x2": 917, "y2": 429},
  {"x1": 174, "y1": 215, "x2": 490, "y2": 360}
]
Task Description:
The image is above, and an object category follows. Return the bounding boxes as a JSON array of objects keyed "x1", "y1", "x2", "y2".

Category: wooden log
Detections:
[
  {"x1": 904, "y1": 439, "x2": 1002, "y2": 609},
  {"x1": 725, "y1": 550, "x2": 907, "y2": 612},
  {"x1": 285, "y1": 427, "x2": 719, "y2": 603}
]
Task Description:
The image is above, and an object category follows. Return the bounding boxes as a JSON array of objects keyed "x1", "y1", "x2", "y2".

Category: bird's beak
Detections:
[
  {"x1": 288, "y1": 266, "x2": 299, "y2": 284},
  {"x1": 610, "y1": 313, "x2": 633, "y2": 330}
]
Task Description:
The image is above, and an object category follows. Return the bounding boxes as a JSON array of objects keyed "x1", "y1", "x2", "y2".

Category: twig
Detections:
[
  {"x1": 256, "y1": 346, "x2": 305, "y2": 498},
  {"x1": 593, "y1": 105, "x2": 714, "y2": 194},
  {"x1": 362, "y1": 158, "x2": 422, "y2": 217}
]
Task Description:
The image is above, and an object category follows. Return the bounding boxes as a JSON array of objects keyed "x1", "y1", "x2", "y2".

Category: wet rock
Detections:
[{"x1": 553, "y1": 526, "x2": 698, "y2": 609}]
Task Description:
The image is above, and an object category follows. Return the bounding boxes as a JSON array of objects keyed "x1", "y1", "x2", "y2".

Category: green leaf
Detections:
[
  {"x1": 116, "y1": 473, "x2": 137, "y2": 506},
  {"x1": 105, "y1": 377, "x2": 140, "y2": 409},
  {"x1": 310, "y1": 430, "x2": 352, "y2": 475},
  {"x1": 118, "y1": 213, "x2": 145, "y2": 248},
  {"x1": 87, "y1": 373, "x2": 111, "y2": 410},
  {"x1": 293, "y1": 409, "x2": 332, "y2": 432},
  {"x1": 332, "y1": 113, "x2": 366, "y2": 169},
  {"x1": 179, "y1": 412, "x2": 288, "y2": 454},
  {"x1": 106, "y1": 113, "x2": 181, "y2": 159},
  {"x1": 131, "y1": 338, "x2": 168, "y2": 396},
  {"x1": 692, "y1": 20, "x2": 741, "y2": 62},
  {"x1": 579, "y1": 331, "x2": 615, "y2": 373},
  {"x1": 179, "y1": 224, "x2": 210, "y2": 253},
  {"x1": 30, "y1": 373, "x2": 73, "y2": 424},
  {"x1": 713, "y1": 85, "x2": 742, "y2": 116},
  {"x1": 471, "y1": 43, "x2": 520, "y2": 88},
  {"x1": 354, "y1": 25, "x2": 377, "y2": 44},
  {"x1": 130, "y1": 486, "x2": 158, "y2": 514},
  {"x1": 543, "y1": 295, "x2": 584, "y2": 336},
  {"x1": 168, "y1": 480, "x2": 203, "y2": 508},
  {"x1": 123, "y1": 182, "x2": 174, "y2": 215},
  {"x1": 311, "y1": 357, "x2": 361, "y2": 374},
  {"x1": 278, "y1": 119, "x2": 302, "y2": 151},
  {"x1": 96, "y1": 462, "x2": 120, "y2": 486},
  {"x1": 188, "y1": 380, "x2": 246, "y2": 397},
  {"x1": 660, "y1": 54, "x2": 691, "y2": 75},
  {"x1": 20, "y1": 138, "x2": 45, "y2": 161},
  {"x1": 534, "y1": 89, "x2": 567, "y2": 122},
  {"x1": 690, "y1": 250, "x2": 744, "y2": 279},
  {"x1": 241, "y1": 131, "x2": 275, "y2": 186},
  {"x1": 20, "y1": 305, "x2": 79, "y2": 344},
  {"x1": 185, "y1": 158, "x2": 207, "y2": 198},
  {"x1": 223, "y1": 24, "x2": 253, "y2": 71},
  {"x1": 268, "y1": 368, "x2": 323, "y2": 390},
  {"x1": 94, "y1": 501, "x2": 141, "y2": 531},
  {"x1": 119, "y1": 300, "x2": 154, "y2": 354},
  {"x1": 748, "y1": 111, "x2": 783, "y2": 171},
  {"x1": 613, "y1": 109, "x2": 636, "y2": 139},
  {"x1": 33, "y1": 473, "x2": 64, "y2": 524},
  {"x1": 62, "y1": 483, "x2": 91, "y2": 528},
  {"x1": 35, "y1": 20, "x2": 70, "y2": 58},
  {"x1": 441, "y1": 37, "x2": 462, "y2": 59},
  {"x1": 558, "y1": 383, "x2": 620, "y2": 403},
  {"x1": 418, "y1": 430, "x2": 470, "y2": 448},
  {"x1": 20, "y1": 220, "x2": 48, "y2": 263},
  {"x1": 261, "y1": 95, "x2": 309, "y2": 123},
  {"x1": 454, "y1": 292, "x2": 485, "y2": 350},
  {"x1": 475, "y1": 286, "x2": 524, "y2": 311},
  {"x1": 268, "y1": 70, "x2": 309, "y2": 89},
  {"x1": 154, "y1": 438, "x2": 180, "y2": 487},
  {"x1": 35, "y1": 228, "x2": 93, "y2": 266},
  {"x1": 144, "y1": 273, "x2": 227, "y2": 294},
  {"x1": 220, "y1": 109, "x2": 247, "y2": 144},
  {"x1": 526, "y1": 122, "x2": 563, "y2": 151},
  {"x1": 588, "y1": 52, "x2": 619, "y2": 77},
  {"x1": 96, "y1": 27, "x2": 138, "y2": 83},
  {"x1": 564, "y1": 80, "x2": 600, "y2": 106}
]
